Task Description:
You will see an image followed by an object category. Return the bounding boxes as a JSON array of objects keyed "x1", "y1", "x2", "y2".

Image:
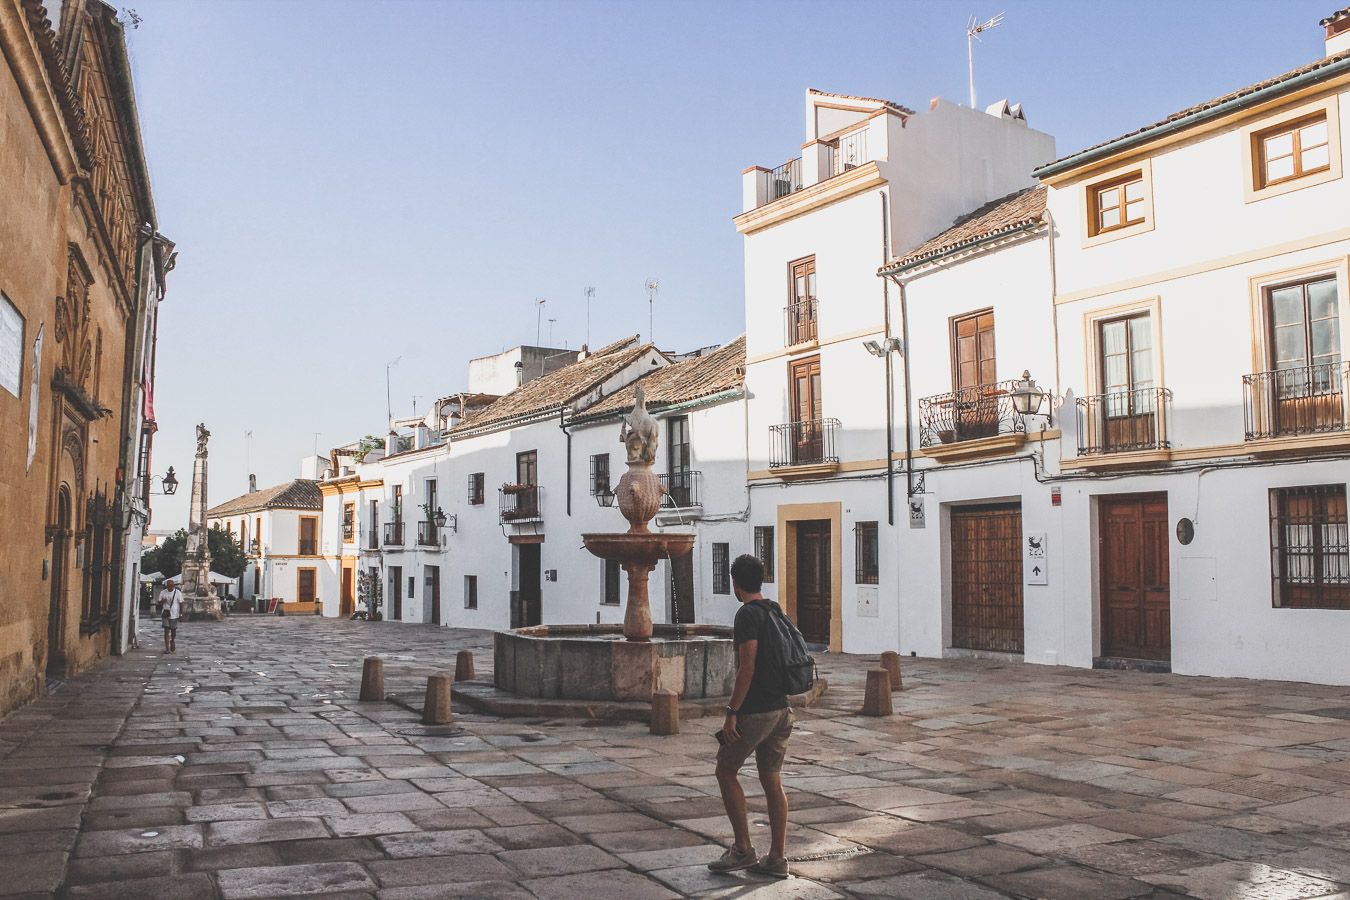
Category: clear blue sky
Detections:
[{"x1": 129, "y1": 0, "x2": 1337, "y2": 529}]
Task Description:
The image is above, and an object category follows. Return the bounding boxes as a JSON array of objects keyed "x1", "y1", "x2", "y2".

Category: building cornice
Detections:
[{"x1": 733, "y1": 162, "x2": 886, "y2": 235}]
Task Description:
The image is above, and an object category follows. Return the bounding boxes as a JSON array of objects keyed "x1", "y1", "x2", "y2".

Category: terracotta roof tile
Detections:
[
  {"x1": 206, "y1": 480, "x2": 322, "y2": 518},
  {"x1": 582, "y1": 336, "x2": 745, "y2": 419},
  {"x1": 455, "y1": 337, "x2": 655, "y2": 433},
  {"x1": 883, "y1": 187, "x2": 1046, "y2": 273},
  {"x1": 1038, "y1": 49, "x2": 1350, "y2": 176},
  {"x1": 809, "y1": 88, "x2": 916, "y2": 117}
]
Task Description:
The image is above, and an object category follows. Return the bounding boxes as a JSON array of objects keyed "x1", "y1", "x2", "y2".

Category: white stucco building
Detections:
[
  {"x1": 206, "y1": 477, "x2": 323, "y2": 612},
  {"x1": 315, "y1": 336, "x2": 749, "y2": 633},
  {"x1": 736, "y1": 88, "x2": 1055, "y2": 654}
]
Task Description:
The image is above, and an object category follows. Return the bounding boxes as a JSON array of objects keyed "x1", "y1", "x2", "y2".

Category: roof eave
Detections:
[
  {"x1": 1035, "y1": 55, "x2": 1350, "y2": 180},
  {"x1": 880, "y1": 220, "x2": 1045, "y2": 279}
]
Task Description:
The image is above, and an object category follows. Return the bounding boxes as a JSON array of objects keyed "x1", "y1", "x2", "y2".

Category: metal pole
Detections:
[{"x1": 968, "y1": 29, "x2": 976, "y2": 108}]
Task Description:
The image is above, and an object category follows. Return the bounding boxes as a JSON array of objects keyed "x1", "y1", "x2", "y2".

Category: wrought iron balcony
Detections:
[
  {"x1": 784, "y1": 299, "x2": 818, "y2": 345},
  {"x1": 919, "y1": 380, "x2": 1027, "y2": 447},
  {"x1": 416, "y1": 520, "x2": 440, "y2": 547},
  {"x1": 383, "y1": 521, "x2": 404, "y2": 546},
  {"x1": 1076, "y1": 388, "x2": 1171, "y2": 456},
  {"x1": 769, "y1": 418, "x2": 841, "y2": 469},
  {"x1": 1244, "y1": 362, "x2": 1347, "y2": 441},
  {"x1": 499, "y1": 484, "x2": 542, "y2": 524},
  {"x1": 766, "y1": 157, "x2": 801, "y2": 204},
  {"x1": 366, "y1": 528, "x2": 379, "y2": 550},
  {"x1": 828, "y1": 128, "x2": 868, "y2": 176},
  {"x1": 341, "y1": 522, "x2": 354, "y2": 542},
  {"x1": 660, "y1": 471, "x2": 702, "y2": 508}
]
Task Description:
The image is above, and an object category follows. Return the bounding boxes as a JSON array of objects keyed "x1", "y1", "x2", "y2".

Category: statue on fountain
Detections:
[{"x1": 620, "y1": 386, "x2": 659, "y2": 465}]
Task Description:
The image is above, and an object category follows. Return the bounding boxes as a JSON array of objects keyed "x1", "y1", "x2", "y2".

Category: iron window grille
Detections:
[
  {"x1": 589, "y1": 454, "x2": 610, "y2": 496},
  {"x1": 467, "y1": 473, "x2": 485, "y2": 505},
  {"x1": 754, "y1": 526, "x2": 775, "y2": 583},
  {"x1": 602, "y1": 559, "x2": 621, "y2": 606},
  {"x1": 712, "y1": 542, "x2": 730, "y2": 595},
  {"x1": 855, "y1": 521, "x2": 879, "y2": 584},
  {"x1": 1270, "y1": 484, "x2": 1350, "y2": 610},
  {"x1": 342, "y1": 503, "x2": 355, "y2": 542}
]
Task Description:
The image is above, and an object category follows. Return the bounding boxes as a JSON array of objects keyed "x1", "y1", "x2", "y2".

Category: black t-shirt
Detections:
[{"x1": 733, "y1": 600, "x2": 789, "y2": 715}]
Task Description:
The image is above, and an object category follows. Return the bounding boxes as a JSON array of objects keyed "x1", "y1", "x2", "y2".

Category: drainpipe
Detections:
[
  {"x1": 1043, "y1": 206, "x2": 1064, "y2": 463},
  {"x1": 558, "y1": 404, "x2": 571, "y2": 516},
  {"x1": 880, "y1": 191, "x2": 895, "y2": 526}
]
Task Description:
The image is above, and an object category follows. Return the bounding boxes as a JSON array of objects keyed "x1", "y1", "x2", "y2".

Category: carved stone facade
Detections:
[{"x1": 0, "y1": 0, "x2": 167, "y2": 717}]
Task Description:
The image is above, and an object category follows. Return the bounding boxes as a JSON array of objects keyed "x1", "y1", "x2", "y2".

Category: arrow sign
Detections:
[{"x1": 1025, "y1": 532, "x2": 1048, "y2": 585}]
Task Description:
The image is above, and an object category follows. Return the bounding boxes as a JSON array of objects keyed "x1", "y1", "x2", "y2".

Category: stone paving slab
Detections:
[{"x1": 1, "y1": 615, "x2": 1350, "y2": 898}]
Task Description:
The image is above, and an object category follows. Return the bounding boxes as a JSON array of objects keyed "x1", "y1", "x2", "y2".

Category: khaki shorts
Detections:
[{"x1": 717, "y1": 707, "x2": 793, "y2": 774}]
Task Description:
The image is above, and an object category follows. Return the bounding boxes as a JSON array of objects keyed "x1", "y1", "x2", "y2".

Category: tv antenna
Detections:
[
  {"x1": 534, "y1": 298, "x2": 547, "y2": 345},
  {"x1": 547, "y1": 318, "x2": 557, "y2": 345},
  {"x1": 385, "y1": 355, "x2": 401, "y2": 429},
  {"x1": 584, "y1": 286, "x2": 595, "y2": 348},
  {"x1": 644, "y1": 279, "x2": 659, "y2": 345},
  {"x1": 967, "y1": 12, "x2": 1004, "y2": 108}
]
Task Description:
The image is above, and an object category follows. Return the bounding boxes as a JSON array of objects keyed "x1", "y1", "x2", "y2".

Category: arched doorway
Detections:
[{"x1": 47, "y1": 487, "x2": 71, "y2": 676}]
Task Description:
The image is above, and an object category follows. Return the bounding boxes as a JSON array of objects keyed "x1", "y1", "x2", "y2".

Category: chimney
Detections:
[
  {"x1": 514, "y1": 360, "x2": 524, "y2": 387},
  {"x1": 1325, "y1": 6, "x2": 1350, "y2": 56},
  {"x1": 248, "y1": 473, "x2": 257, "y2": 493}
]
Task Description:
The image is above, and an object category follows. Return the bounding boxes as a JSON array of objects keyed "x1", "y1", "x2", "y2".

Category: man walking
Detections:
[
  {"x1": 708, "y1": 554, "x2": 792, "y2": 879},
  {"x1": 158, "y1": 578, "x2": 183, "y2": 653}
]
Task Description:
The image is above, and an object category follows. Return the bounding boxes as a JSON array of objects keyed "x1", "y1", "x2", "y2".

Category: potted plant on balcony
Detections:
[{"x1": 501, "y1": 483, "x2": 529, "y2": 495}]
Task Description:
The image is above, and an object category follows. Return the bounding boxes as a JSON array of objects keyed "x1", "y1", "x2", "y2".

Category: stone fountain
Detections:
[{"x1": 487, "y1": 388, "x2": 736, "y2": 711}]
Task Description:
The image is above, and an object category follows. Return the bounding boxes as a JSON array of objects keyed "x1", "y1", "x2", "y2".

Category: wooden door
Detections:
[
  {"x1": 389, "y1": 566, "x2": 403, "y2": 621},
  {"x1": 788, "y1": 356, "x2": 823, "y2": 464},
  {"x1": 788, "y1": 257, "x2": 817, "y2": 344},
  {"x1": 427, "y1": 566, "x2": 441, "y2": 625},
  {"x1": 47, "y1": 489, "x2": 71, "y2": 674},
  {"x1": 516, "y1": 544, "x2": 541, "y2": 627},
  {"x1": 671, "y1": 554, "x2": 694, "y2": 625},
  {"x1": 952, "y1": 311, "x2": 998, "y2": 440},
  {"x1": 795, "y1": 520, "x2": 831, "y2": 645},
  {"x1": 950, "y1": 504, "x2": 1024, "y2": 652},
  {"x1": 297, "y1": 569, "x2": 316, "y2": 603},
  {"x1": 1100, "y1": 493, "x2": 1171, "y2": 661},
  {"x1": 340, "y1": 564, "x2": 355, "y2": 617}
]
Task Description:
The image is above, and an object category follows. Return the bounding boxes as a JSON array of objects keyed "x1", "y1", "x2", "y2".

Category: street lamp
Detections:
[
  {"x1": 863, "y1": 337, "x2": 903, "y2": 358},
  {"x1": 433, "y1": 507, "x2": 448, "y2": 529},
  {"x1": 1009, "y1": 370, "x2": 1045, "y2": 417},
  {"x1": 595, "y1": 488, "x2": 616, "y2": 508},
  {"x1": 152, "y1": 467, "x2": 179, "y2": 495}
]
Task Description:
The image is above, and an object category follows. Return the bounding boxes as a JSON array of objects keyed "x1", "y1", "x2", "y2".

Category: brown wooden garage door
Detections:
[{"x1": 951, "y1": 504, "x2": 1024, "y2": 653}]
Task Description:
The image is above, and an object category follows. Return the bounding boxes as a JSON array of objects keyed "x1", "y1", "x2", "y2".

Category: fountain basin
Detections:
[
  {"x1": 494, "y1": 624, "x2": 735, "y2": 702},
  {"x1": 580, "y1": 532, "x2": 695, "y2": 564}
]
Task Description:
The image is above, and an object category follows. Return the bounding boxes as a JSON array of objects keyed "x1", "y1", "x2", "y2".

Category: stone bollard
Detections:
[
  {"x1": 650, "y1": 690, "x2": 679, "y2": 736},
  {"x1": 454, "y1": 650, "x2": 475, "y2": 682},
  {"x1": 423, "y1": 673, "x2": 453, "y2": 725},
  {"x1": 861, "y1": 668, "x2": 893, "y2": 717},
  {"x1": 880, "y1": 651, "x2": 903, "y2": 692},
  {"x1": 359, "y1": 657, "x2": 385, "y2": 701}
]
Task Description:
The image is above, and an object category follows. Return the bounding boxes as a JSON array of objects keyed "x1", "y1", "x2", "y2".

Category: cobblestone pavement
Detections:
[{"x1": 3, "y1": 616, "x2": 1350, "y2": 899}]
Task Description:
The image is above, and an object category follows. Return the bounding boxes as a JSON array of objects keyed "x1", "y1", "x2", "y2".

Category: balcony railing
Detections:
[
  {"x1": 1244, "y1": 362, "x2": 1347, "y2": 441},
  {"x1": 762, "y1": 158, "x2": 802, "y2": 205},
  {"x1": 1077, "y1": 388, "x2": 1171, "y2": 456},
  {"x1": 784, "y1": 298, "x2": 818, "y2": 345},
  {"x1": 919, "y1": 380, "x2": 1026, "y2": 447},
  {"x1": 660, "y1": 471, "x2": 702, "y2": 508},
  {"x1": 366, "y1": 528, "x2": 379, "y2": 550},
  {"x1": 417, "y1": 520, "x2": 440, "y2": 547},
  {"x1": 499, "y1": 485, "x2": 542, "y2": 524},
  {"x1": 383, "y1": 521, "x2": 404, "y2": 546},
  {"x1": 769, "y1": 418, "x2": 841, "y2": 468},
  {"x1": 828, "y1": 129, "x2": 868, "y2": 176},
  {"x1": 299, "y1": 539, "x2": 317, "y2": 556}
]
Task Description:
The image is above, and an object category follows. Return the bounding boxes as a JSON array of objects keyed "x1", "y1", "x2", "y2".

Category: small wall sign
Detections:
[
  {"x1": 908, "y1": 496, "x2": 926, "y2": 529},
  {"x1": 1024, "y1": 532, "x2": 1048, "y2": 585},
  {"x1": 1176, "y1": 518, "x2": 1195, "y2": 545}
]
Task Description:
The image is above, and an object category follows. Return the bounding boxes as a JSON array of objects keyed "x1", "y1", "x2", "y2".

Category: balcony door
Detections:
[
  {"x1": 789, "y1": 356, "x2": 823, "y2": 464},
  {"x1": 667, "y1": 416, "x2": 691, "y2": 506},
  {"x1": 1099, "y1": 314, "x2": 1156, "y2": 451},
  {"x1": 299, "y1": 517, "x2": 317, "y2": 556},
  {"x1": 788, "y1": 256, "x2": 817, "y2": 345},
  {"x1": 1267, "y1": 276, "x2": 1342, "y2": 435},
  {"x1": 516, "y1": 450, "x2": 538, "y2": 518},
  {"x1": 952, "y1": 310, "x2": 998, "y2": 440}
]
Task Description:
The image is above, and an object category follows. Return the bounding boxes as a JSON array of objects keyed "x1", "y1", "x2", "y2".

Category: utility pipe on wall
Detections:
[{"x1": 879, "y1": 190, "x2": 895, "y2": 526}]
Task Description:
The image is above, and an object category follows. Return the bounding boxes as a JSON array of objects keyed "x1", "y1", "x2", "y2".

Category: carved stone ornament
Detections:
[{"x1": 619, "y1": 386, "x2": 659, "y2": 466}]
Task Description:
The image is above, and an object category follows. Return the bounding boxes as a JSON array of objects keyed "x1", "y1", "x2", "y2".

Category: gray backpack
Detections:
[{"x1": 753, "y1": 600, "x2": 816, "y2": 696}]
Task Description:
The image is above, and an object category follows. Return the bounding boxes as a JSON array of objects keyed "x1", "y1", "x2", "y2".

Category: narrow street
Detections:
[{"x1": 2, "y1": 616, "x2": 1350, "y2": 899}]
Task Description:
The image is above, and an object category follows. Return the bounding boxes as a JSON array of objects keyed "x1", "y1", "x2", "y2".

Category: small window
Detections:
[
  {"x1": 754, "y1": 526, "x2": 775, "y2": 583},
  {"x1": 602, "y1": 559, "x2": 621, "y2": 606},
  {"x1": 712, "y1": 543, "x2": 730, "y2": 595},
  {"x1": 407, "y1": 575, "x2": 415, "y2": 600},
  {"x1": 468, "y1": 473, "x2": 485, "y2": 505},
  {"x1": 1270, "y1": 485, "x2": 1349, "y2": 609},
  {"x1": 856, "y1": 521, "x2": 879, "y2": 584},
  {"x1": 1256, "y1": 113, "x2": 1330, "y2": 189},
  {"x1": 1089, "y1": 172, "x2": 1146, "y2": 236},
  {"x1": 342, "y1": 503, "x2": 355, "y2": 543},
  {"x1": 589, "y1": 453, "x2": 610, "y2": 496},
  {"x1": 464, "y1": 575, "x2": 478, "y2": 610}
]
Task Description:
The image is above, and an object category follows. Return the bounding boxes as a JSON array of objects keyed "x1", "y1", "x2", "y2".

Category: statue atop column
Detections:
[{"x1": 180, "y1": 422, "x2": 221, "y2": 619}]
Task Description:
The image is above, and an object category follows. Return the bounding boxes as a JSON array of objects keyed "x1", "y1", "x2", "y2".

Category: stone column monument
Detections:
[{"x1": 180, "y1": 422, "x2": 221, "y2": 619}]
